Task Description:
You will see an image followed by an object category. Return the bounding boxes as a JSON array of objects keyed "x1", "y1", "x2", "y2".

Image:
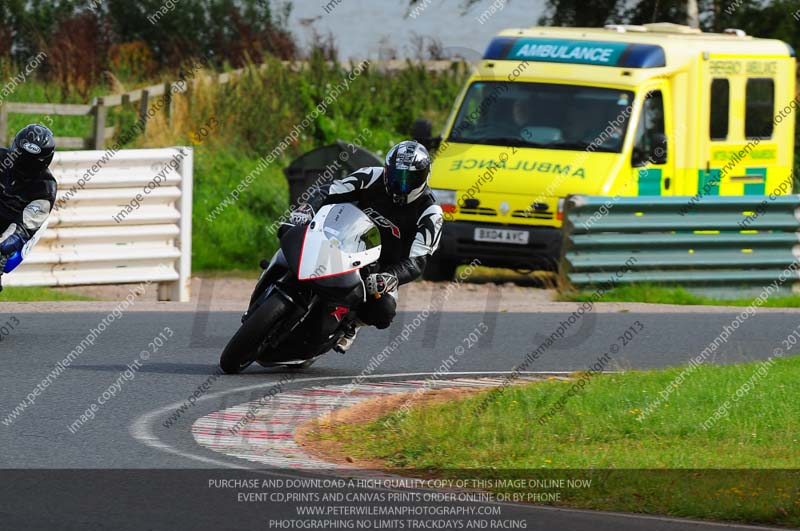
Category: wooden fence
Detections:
[
  {"x1": 1, "y1": 75, "x2": 223, "y2": 149},
  {"x1": 0, "y1": 60, "x2": 457, "y2": 149}
]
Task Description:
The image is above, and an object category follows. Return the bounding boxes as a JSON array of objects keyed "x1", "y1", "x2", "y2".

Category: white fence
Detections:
[{"x1": 6, "y1": 148, "x2": 193, "y2": 302}]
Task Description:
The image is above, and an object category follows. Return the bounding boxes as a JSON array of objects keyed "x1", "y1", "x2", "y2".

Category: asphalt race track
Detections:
[{"x1": 1, "y1": 308, "x2": 796, "y2": 530}]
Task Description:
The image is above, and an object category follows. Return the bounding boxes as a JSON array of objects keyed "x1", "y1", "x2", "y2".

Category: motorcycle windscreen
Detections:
[{"x1": 297, "y1": 203, "x2": 382, "y2": 281}]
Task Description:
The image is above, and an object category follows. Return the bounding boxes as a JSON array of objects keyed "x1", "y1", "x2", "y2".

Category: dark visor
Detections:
[{"x1": 386, "y1": 167, "x2": 424, "y2": 194}]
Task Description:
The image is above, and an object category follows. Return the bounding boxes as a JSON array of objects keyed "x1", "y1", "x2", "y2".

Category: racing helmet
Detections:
[
  {"x1": 383, "y1": 140, "x2": 431, "y2": 205},
  {"x1": 10, "y1": 124, "x2": 56, "y2": 179}
]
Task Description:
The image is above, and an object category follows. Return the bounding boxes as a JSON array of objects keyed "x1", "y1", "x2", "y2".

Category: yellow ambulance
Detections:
[{"x1": 416, "y1": 22, "x2": 796, "y2": 280}]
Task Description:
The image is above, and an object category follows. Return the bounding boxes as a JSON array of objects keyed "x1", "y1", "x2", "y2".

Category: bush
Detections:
[
  {"x1": 168, "y1": 56, "x2": 468, "y2": 155},
  {"x1": 139, "y1": 59, "x2": 469, "y2": 270},
  {"x1": 192, "y1": 144, "x2": 288, "y2": 270}
]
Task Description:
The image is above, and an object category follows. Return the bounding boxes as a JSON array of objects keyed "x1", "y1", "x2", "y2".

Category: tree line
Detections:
[{"x1": 0, "y1": 0, "x2": 296, "y2": 96}]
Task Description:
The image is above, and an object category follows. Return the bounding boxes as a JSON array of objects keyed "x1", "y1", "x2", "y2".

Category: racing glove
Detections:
[
  {"x1": 279, "y1": 204, "x2": 315, "y2": 239},
  {"x1": 0, "y1": 234, "x2": 23, "y2": 257},
  {"x1": 289, "y1": 204, "x2": 314, "y2": 226},
  {"x1": 365, "y1": 273, "x2": 398, "y2": 296}
]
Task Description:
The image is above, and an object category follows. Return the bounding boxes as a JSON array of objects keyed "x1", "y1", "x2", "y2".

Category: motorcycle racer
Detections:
[
  {"x1": 282, "y1": 140, "x2": 443, "y2": 352},
  {"x1": 0, "y1": 124, "x2": 57, "y2": 292}
]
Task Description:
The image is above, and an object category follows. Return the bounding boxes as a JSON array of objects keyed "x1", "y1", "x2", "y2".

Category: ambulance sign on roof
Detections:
[
  {"x1": 510, "y1": 39, "x2": 626, "y2": 65},
  {"x1": 482, "y1": 37, "x2": 666, "y2": 68}
]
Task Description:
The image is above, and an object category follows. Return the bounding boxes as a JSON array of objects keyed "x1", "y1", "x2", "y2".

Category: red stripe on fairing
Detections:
[
  {"x1": 300, "y1": 268, "x2": 359, "y2": 281},
  {"x1": 295, "y1": 224, "x2": 309, "y2": 278},
  {"x1": 296, "y1": 224, "x2": 360, "y2": 281}
]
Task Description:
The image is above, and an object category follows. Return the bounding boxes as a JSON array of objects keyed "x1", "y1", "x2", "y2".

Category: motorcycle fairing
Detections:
[
  {"x1": 261, "y1": 297, "x2": 357, "y2": 362},
  {"x1": 248, "y1": 249, "x2": 290, "y2": 309},
  {"x1": 281, "y1": 228, "x2": 365, "y2": 297},
  {"x1": 296, "y1": 204, "x2": 381, "y2": 281},
  {"x1": 3, "y1": 218, "x2": 49, "y2": 274}
]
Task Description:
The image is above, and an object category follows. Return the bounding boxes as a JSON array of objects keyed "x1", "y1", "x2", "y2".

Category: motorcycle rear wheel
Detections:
[{"x1": 220, "y1": 294, "x2": 291, "y2": 374}]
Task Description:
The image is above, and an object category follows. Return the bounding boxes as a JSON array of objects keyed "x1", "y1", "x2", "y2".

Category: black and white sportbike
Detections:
[{"x1": 219, "y1": 203, "x2": 384, "y2": 374}]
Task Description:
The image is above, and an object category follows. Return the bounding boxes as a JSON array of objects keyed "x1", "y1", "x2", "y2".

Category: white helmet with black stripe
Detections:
[{"x1": 383, "y1": 140, "x2": 431, "y2": 205}]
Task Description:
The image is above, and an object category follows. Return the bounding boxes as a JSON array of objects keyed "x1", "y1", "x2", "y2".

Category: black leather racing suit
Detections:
[
  {"x1": 0, "y1": 148, "x2": 58, "y2": 264},
  {"x1": 304, "y1": 166, "x2": 444, "y2": 329}
]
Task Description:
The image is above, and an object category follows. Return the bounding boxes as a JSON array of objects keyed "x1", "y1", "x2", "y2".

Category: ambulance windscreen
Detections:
[{"x1": 448, "y1": 81, "x2": 635, "y2": 153}]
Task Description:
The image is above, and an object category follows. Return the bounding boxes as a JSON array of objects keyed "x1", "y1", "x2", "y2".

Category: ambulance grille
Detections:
[
  {"x1": 512, "y1": 209, "x2": 554, "y2": 220},
  {"x1": 460, "y1": 207, "x2": 497, "y2": 216}
]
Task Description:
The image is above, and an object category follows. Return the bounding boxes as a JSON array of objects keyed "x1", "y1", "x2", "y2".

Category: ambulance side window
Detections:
[
  {"x1": 745, "y1": 78, "x2": 775, "y2": 139},
  {"x1": 709, "y1": 79, "x2": 729, "y2": 140},
  {"x1": 632, "y1": 90, "x2": 667, "y2": 167}
]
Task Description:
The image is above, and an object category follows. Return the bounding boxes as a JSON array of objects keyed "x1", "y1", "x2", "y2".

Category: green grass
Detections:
[
  {"x1": 2, "y1": 80, "x2": 109, "y2": 143},
  {"x1": 458, "y1": 266, "x2": 557, "y2": 287},
  {"x1": 197, "y1": 269, "x2": 262, "y2": 279},
  {"x1": 0, "y1": 286, "x2": 94, "y2": 301},
  {"x1": 560, "y1": 284, "x2": 800, "y2": 307},
  {"x1": 191, "y1": 143, "x2": 289, "y2": 270},
  {"x1": 315, "y1": 356, "x2": 800, "y2": 526}
]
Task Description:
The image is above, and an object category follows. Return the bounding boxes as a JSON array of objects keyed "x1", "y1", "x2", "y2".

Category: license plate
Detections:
[{"x1": 473, "y1": 228, "x2": 529, "y2": 245}]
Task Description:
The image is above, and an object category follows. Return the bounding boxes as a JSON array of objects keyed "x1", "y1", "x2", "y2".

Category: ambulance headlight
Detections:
[{"x1": 431, "y1": 189, "x2": 457, "y2": 215}]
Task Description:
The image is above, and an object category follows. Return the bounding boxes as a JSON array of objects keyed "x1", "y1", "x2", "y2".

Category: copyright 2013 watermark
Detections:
[{"x1": 0, "y1": 316, "x2": 21, "y2": 342}]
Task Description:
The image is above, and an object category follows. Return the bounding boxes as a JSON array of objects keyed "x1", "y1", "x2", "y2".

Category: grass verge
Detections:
[
  {"x1": 560, "y1": 284, "x2": 800, "y2": 307},
  {"x1": 311, "y1": 357, "x2": 800, "y2": 527},
  {"x1": 0, "y1": 286, "x2": 94, "y2": 301},
  {"x1": 459, "y1": 266, "x2": 557, "y2": 287}
]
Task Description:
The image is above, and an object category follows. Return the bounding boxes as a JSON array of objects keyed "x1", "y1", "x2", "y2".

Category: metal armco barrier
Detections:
[
  {"x1": 560, "y1": 195, "x2": 800, "y2": 293},
  {"x1": 5, "y1": 148, "x2": 193, "y2": 302}
]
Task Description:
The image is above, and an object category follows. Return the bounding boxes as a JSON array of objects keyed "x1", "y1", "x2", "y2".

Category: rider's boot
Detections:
[{"x1": 334, "y1": 320, "x2": 363, "y2": 354}]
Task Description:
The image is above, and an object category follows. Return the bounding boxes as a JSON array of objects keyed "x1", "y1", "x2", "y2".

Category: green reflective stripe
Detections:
[
  {"x1": 744, "y1": 167, "x2": 767, "y2": 195},
  {"x1": 697, "y1": 169, "x2": 721, "y2": 196},
  {"x1": 637, "y1": 168, "x2": 661, "y2": 196}
]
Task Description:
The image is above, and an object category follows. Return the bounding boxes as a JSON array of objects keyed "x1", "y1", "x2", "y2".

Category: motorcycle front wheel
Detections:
[{"x1": 219, "y1": 293, "x2": 291, "y2": 374}]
